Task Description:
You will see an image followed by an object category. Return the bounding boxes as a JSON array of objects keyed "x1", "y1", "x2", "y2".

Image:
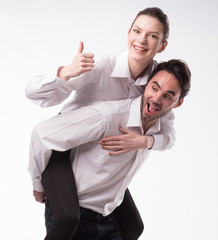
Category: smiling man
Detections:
[
  {"x1": 141, "y1": 70, "x2": 183, "y2": 122},
  {"x1": 28, "y1": 59, "x2": 191, "y2": 240}
]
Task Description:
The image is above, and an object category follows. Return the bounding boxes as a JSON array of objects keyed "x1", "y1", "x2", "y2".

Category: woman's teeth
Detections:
[{"x1": 134, "y1": 46, "x2": 147, "y2": 51}]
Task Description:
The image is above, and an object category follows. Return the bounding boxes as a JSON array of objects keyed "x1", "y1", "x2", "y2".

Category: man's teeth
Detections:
[{"x1": 148, "y1": 103, "x2": 159, "y2": 113}]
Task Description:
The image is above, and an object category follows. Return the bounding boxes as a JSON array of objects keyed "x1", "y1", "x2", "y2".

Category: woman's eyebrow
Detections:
[{"x1": 133, "y1": 25, "x2": 160, "y2": 35}]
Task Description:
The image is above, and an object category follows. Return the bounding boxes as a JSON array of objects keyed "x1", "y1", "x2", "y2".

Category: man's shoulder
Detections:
[{"x1": 90, "y1": 98, "x2": 133, "y2": 117}]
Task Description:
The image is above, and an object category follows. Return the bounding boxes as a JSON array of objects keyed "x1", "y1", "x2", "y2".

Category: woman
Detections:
[{"x1": 26, "y1": 7, "x2": 171, "y2": 240}]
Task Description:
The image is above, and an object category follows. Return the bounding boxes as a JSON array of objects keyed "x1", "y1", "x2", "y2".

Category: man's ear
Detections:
[
  {"x1": 157, "y1": 41, "x2": 168, "y2": 53},
  {"x1": 174, "y1": 98, "x2": 184, "y2": 109}
]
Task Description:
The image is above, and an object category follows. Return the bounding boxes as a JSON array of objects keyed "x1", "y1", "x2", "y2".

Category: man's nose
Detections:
[{"x1": 152, "y1": 94, "x2": 162, "y2": 104}]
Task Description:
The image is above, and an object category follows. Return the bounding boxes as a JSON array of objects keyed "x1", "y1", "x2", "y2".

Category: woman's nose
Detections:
[{"x1": 137, "y1": 34, "x2": 147, "y2": 44}]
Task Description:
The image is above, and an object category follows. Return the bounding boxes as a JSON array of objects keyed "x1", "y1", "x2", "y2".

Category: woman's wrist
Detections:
[
  {"x1": 147, "y1": 136, "x2": 154, "y2": 149},
  {"x1": 141, "y1": 135, "x2": 154, "y2": 149}
]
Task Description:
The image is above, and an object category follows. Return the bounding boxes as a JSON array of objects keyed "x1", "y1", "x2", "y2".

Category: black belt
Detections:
[{"x1": 80, "y1": 207, "x2": 114, "y2": 224}]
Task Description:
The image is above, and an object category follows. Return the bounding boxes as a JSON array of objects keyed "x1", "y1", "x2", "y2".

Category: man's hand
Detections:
[
  {"x1": 99, "y1": 125, "x2": 154, "y2": 156},
  {"x1": 57, "y1": 41, "x2": 95, "y2": 81},
  {"x1": 33, "y1": 190, "x2": 46, "y2": 203}
]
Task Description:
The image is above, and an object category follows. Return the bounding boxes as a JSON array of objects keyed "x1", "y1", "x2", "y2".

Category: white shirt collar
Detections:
[
  {"x1": 111, "y1": 49, "x2": 157, "y2": 86},
  {"x1": 136, "y1": 60, "x2": 157, "y2": 86},
  {"x1": 111, "y1": 49, "x2": 130, "y2": 78}
]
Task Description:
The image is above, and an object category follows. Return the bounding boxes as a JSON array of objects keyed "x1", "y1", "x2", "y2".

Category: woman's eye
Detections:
[
  {"x1": 148, "y1": 33, "x2": 158, "y2": 39},
  {"x1": 133, "y1": 29, "x2": 140, "y2": 33}
]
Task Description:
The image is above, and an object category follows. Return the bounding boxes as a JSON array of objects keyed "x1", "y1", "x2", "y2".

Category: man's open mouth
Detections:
[{"x1": 147, "y1": 102, "x2": 159, "y2": 114}]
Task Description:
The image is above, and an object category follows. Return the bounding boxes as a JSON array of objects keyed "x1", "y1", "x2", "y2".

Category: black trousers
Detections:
[
  {"x1": 42, "y1": 150, "x2": 144, "y2": 240},
  {"x1": 72, "y1": 207, "x2": 123, "y2": 240}
]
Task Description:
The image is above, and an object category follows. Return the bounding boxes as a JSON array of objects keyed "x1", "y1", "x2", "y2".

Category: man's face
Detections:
[
  {"x1": 141, "y1": 70, "x2": 183, "y2": 123},
  {"x1": 128, "y1": 15, "x2": 166, "y2": 65}
]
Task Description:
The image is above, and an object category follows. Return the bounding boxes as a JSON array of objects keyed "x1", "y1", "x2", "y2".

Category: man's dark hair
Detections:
[
  {"x1": 150, "y1": 59, "x2": 191, "y2": 100},
  {"x1": 131, "y1": 7, "x2": 170, "y2": 43}
]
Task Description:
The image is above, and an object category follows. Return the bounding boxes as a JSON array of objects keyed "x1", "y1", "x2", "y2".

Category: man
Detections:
[{"x1": 28, "y1": 59, "x2": 191, "y2": 239}]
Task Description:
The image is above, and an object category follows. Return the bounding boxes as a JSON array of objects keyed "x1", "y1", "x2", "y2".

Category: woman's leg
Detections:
[
  {"x1": 44, "y1": 199, "x2": 53, "y2": 233},
  {"x1": 114, "y1": 189, "x2": 144, "y2": 240},
  {"x1": 42, "y1": 150, "x2": 80, "y2": 240}
]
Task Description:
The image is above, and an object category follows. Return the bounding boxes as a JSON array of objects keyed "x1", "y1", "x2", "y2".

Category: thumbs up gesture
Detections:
[{"x1": 57, "y1": 41, "x2": 95, "y2": 81}]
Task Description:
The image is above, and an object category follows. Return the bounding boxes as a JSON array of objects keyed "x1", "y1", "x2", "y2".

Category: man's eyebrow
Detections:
[
  {"x1": 167, "y1": 90, "x2": 176, "y2": 96},
  {"x1": 152, "y1": 81, "x2": 161, "y2": 88},
  {"x1": 152, "y1": 81, "x2": 176, "y2": 96}
]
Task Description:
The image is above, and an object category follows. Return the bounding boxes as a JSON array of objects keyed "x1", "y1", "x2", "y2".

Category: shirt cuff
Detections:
[
  {"x1": 33, "y1": 180, "x2": 44, "y2": 192},
  {"x1": 151, "y1": 134, "x2": 165, "y2": 151}
]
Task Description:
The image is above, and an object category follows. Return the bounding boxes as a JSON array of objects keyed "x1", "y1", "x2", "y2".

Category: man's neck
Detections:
[{"x1": 142, "y1": 120, "x2": 156, "y2": 134}]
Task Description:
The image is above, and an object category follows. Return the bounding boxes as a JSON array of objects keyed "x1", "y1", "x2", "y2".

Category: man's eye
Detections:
[
  {"x1": 164, "y1": 94, "x2": 171, "y2": 100},
  {"x1": 152, "y1": 86, "x2": 157, "y2": 91}
]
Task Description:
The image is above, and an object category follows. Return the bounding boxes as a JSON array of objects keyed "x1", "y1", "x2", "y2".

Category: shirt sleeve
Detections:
[
  {"x1": 28, "y1": 106, "x2": 106, "y2": 191},
  {"x1": 152, "y1": 110, "x2": 176, "y2": 151},
  {"x1": 25, "y1": 66, "x2": 96, "y2": 108}
]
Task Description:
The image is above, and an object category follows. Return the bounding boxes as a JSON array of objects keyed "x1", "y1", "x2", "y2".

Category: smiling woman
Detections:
[{"x1": 127, "y1": 9, "x2": 168, "y2": 79}]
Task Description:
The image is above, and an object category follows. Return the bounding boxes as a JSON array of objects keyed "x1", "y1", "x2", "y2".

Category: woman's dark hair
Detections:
[
  {"x1": 131, "y1": 7, "x2": 169, "y2": 43},
  {"x1": 149, "y1": 59, "x2": 191, "y2": 100}
]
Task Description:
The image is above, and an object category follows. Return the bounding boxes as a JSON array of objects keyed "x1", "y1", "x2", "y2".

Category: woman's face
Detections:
[{"x1": 128, "y1": 15, "x2": 167, "y2": 66}]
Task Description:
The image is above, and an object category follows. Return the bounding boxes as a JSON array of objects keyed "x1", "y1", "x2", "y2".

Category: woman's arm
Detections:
[
  {"x1": 99, "y1": 125, "x2": 154, "y2": 155},
  {"x1": 99, "y1": 111, "x2": 175, "y2": 154},
  {"x1": 25, "y1": 41, "x2": 95, "y2": 107}
]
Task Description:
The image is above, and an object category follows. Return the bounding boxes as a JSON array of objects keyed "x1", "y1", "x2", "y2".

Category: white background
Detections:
[{"x1": 1, "y1": 0, "x2": 218, "y2": 239}]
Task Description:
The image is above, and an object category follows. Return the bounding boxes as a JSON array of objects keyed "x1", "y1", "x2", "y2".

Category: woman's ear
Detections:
[{"x1": 158, "y1": 41, "x2": 168, "y2": 53}]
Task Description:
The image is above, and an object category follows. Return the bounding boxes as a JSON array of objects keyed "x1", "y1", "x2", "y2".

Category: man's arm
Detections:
[{"x1": 33, "y1": 190, "x2": 46, "y2": 203}]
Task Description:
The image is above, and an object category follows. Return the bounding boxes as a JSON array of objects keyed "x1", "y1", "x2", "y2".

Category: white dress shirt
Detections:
[
  {"x1": 29, "y1": 96, "x2": 161, "y2": 216},
  {"x1": 25, "y1": 49, "x2": 175, "y2": 151},
  {"x1": 25, "y1": 50, "x2": 152, "y2": 111}
]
